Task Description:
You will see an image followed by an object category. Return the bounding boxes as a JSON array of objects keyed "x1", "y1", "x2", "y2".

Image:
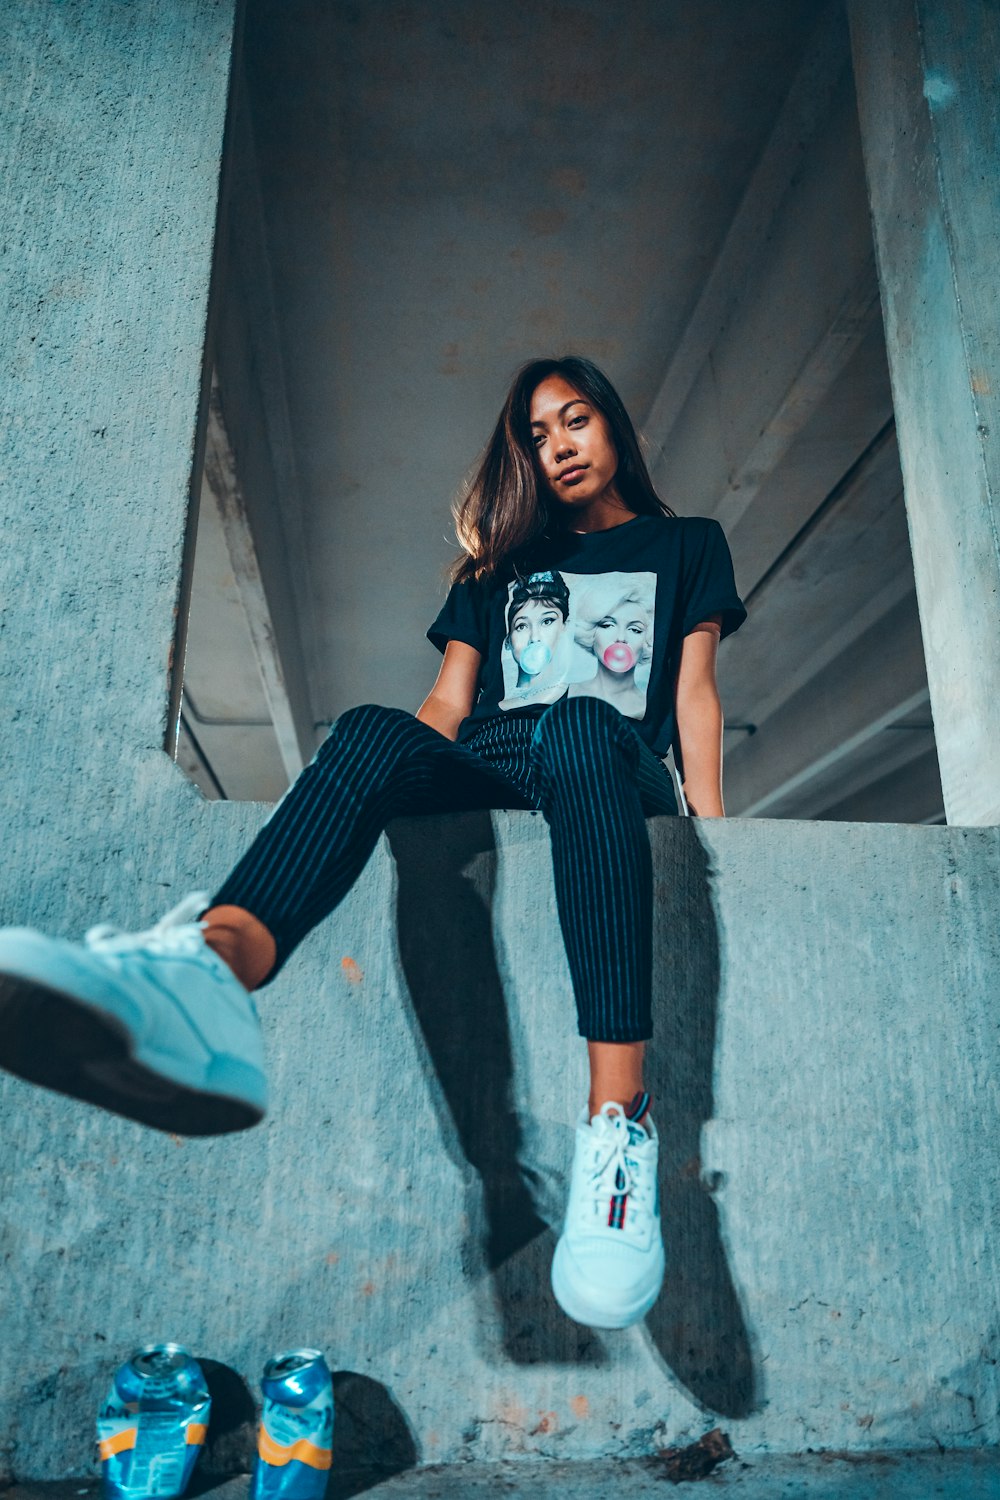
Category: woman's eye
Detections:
[
  {"x1": 569, "y1": 415, "x2": 586, "y2": 428},
  {"x1": 532, "y1": 433, "x2": 545, "y2": 447},
  {"x1": 597, "y1": 617, "x2": 614, "y2": 629}
]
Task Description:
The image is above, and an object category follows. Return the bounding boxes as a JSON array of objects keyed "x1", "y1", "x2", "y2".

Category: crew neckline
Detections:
[{"x1": 567, "y1": 513, "x2": 648, "y2": 540}]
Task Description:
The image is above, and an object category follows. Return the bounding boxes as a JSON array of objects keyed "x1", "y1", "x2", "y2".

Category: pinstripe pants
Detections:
[{"x1": 209, "y1": 695, "x2": 679, "y2": 1042}]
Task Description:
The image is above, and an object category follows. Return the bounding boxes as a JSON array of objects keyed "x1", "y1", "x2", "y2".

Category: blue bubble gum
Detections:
[{"x1": 520, "y1": 641, "x2": 552, "y2": 675}]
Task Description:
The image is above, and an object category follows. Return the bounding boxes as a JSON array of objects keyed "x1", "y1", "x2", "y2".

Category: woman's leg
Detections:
[
  {"x1": 532, "y1": 696, "x2": 675, "y2": 1329},
  {"x1": 0, "y1": 704, "x2": 526, "y2": 1135},
  {"x1": 586, "y1": 1038, "x2": 646, "y2": 1120},
  {"x1": 529, "y1": 694, "x2": 675, "y2": 1075},
  {"x1": 204, "y1": 703, "x2": 529, "y2": 987}
]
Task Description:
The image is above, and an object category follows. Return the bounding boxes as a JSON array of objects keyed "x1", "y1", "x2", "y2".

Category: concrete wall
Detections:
[
  {"x1": 3, "y1": 0, "x2": 1000, "y2": 1481},
  {"x1": 2, "y1": 812, "x2": 1000, "y2": 1476},
  {"x1": 849, "y1": 0, "x2": 1000, "y2": 824}
]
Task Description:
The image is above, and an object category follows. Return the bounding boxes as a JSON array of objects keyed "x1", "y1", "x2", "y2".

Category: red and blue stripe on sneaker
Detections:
[{"x1": 607, "y1": 1090, "x2": 650, "y2": 1229}]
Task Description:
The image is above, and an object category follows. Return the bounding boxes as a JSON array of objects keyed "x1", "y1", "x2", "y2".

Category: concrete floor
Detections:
[{"x1": 9, "y1": 1454, "x2": 1000, "y2": 1500}]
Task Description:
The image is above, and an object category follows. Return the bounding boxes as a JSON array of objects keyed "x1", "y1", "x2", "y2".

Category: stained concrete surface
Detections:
[
  {"x1": 4, "y1": 813, "x2": 1000, "y2": 1473},
  {"x1": 9, "y1": 1451, "x2": 1000, "y2": 1499},
  {"x1": 5, "y1": 0, "x2": 1000, "y2": 1482}
]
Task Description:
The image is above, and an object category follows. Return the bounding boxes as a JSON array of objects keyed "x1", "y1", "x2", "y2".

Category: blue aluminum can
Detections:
[
  {"x1": 97, "y1": 1344, "x2": 211, "y2": 1500},
  {"x1": 249, "y1": 1349, "x2": 334, "y2": 1500}
]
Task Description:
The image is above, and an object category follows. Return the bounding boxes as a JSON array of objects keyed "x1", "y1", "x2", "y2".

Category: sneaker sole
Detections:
[
  {"x1": 0, "y1": 973, "x2": 265, "y2": 1136},
  {"x1": 550, "y1": 1239, "x2": 665, "y2": 1330}
]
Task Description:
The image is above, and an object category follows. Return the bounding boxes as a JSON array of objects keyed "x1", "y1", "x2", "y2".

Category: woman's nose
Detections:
[{"x1": 553, "y1": 433, "x2": 576, "y2": 461}]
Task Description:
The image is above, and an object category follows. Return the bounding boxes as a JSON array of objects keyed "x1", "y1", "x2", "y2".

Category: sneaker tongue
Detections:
[
  {"x1": 590, "y1": 1091, "x2": 650, "y2": 1134},
  {"x1": 590, "y1": 1103, "x2": 626, "y2": 1133}
]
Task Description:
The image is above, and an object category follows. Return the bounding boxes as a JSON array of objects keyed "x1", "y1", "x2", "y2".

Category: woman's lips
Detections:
[{"x1": 558, "y1": 466, "x2": 588, "y2": 484}]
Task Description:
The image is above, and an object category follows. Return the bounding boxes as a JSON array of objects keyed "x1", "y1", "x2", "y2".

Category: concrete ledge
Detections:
[
  {"x1": 4, "y1": 0, "x2": 1000, "y2": 1476},
  {"x1": 2, "y1": 780, "x2": 1000, "y2": 1475}
]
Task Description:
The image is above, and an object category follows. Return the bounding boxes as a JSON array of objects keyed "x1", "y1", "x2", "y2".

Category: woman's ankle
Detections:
[
  {"x1": 200, "y1": 905, "x2": 276, "y2": 990},
  {"x1": 586, "y1": 1038, "x2": 646, "y2": 1119}
]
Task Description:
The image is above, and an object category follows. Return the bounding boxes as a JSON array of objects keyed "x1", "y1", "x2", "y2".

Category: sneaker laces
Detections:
[
  {"x1": 591, "y1": 1105, "x2": 634, "y2": 1192},
  {"x1": 585, "y1": 1103, "x2": 653, "y2": 1224},
  {"x1": 85, "y1": 891, "x2": 213, "y2": 957}
]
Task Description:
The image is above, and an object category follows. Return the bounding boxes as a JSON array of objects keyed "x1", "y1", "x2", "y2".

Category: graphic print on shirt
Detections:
[{"x1": 499, "y1": 569, "x2": 657, "y2": 718}]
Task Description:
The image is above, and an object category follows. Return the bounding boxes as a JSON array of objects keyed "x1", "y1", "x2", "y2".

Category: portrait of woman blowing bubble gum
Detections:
[
  {"x1": 569, "y1": 575, "x2": 655, "y2": 719},
  {"x1": 0, "y1": 354, "x2": 747, "y2": 1337},
  {"x1": 499, "y1": 570, "x2": 572, "y2": 707}
]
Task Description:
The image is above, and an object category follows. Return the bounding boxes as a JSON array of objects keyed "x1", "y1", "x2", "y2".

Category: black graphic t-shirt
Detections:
[{"x1": 426, "y1": 513, "x2": 747, "y2": 772}]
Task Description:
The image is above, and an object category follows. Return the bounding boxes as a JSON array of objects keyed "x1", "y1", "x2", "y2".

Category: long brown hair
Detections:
[{"x1": 450, "y1": 356, "x2": 675, "y2": 584}]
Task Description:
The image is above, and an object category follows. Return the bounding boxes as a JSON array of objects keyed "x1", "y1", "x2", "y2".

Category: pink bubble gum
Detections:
[{"x1": 602, "y1": 642, "x2": 635, "y2": 673}]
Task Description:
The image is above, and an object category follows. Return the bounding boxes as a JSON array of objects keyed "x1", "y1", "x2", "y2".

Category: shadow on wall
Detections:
[
  {"x1": 327, "y1": 1372, "x2": 419, "y2": 1498},
  {"x1": 388, "y1": 812, "x2": 755, "y2": 1415},
  {"x1": 194, "y1": 1359, "x2": 257, "y2": 1482},
  {"x1": 644, "y1": 819, "x2": 756, "y2": 1418},
  {"x1": 388, "y1": 814, "x2": 606, "y2": 1368}
]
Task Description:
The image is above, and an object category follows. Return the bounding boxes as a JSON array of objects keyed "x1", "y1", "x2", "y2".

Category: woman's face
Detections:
[
  {"x1": 593, "y1": 607, "x2": 650, "y2": 674},
  {"x1": 529, "y1": 375, "x2": 619, "y2": 510},
  {"x1": 508, "y1": 597, "x2": 565, "y2": 675}
]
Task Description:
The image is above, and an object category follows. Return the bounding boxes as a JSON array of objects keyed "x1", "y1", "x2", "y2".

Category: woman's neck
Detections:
[{"x1": 566, "y1": 496, "x2": 638, "y2": 535}]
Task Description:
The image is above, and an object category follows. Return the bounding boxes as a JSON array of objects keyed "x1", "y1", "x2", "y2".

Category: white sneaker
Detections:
[
  {"x1": 551, "y1": 1095, "x2": 665, "y2": 1329},
  {"x1": 0, "y1": 892, "x2": 267, "y2": 1135}
]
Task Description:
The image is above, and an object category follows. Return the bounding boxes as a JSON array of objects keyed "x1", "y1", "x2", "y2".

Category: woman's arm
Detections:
[
  {"x1": 674, "y1": 615, "x2": 725, "y2": 817},
  {"x1": 416, "y1": 639, "x2": 482, "y2": 741}
]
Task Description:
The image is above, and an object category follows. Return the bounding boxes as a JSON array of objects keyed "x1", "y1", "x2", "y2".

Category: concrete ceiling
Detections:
[{"x1": 181, "y1": 0, "x2": 944, "y2": 822}]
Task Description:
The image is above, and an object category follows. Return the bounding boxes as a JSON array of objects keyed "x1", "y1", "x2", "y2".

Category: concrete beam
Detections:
[
  {"x1": 849, "y1": 0, "x2": 1000, "y2": 824},
  {"x1": 718, "y1": 421, "x2": 913, "y2": 733},
  {"x1": 724, "y1": 592, "x2": 929, "y2": 817},
  {"x1": 711, "y1": 253, "x2": 882, "y2": 539},
  {"x1": 781, "y1": 720, "x2": 936, "y2": 822},
  {"x1": 202, "y1": 381, "x2": 306, "y2": 782},
  {"x1": 642, "y1": 1, "x2": 853, "y2": 459},
  {"x1": 818, "y1": 745, "x2": 944, "y2": 824},
  {"x1": 644, "y1": 6, "x2": 882, "y2": 537},
  {"x1": 729, "y1": 317, "x2": 896, "y2": 597}
]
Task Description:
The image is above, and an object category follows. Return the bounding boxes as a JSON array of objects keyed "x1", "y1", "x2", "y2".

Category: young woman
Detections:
[{"x1": 0, "y1": 356, "x2": 746, "y2": 1331}]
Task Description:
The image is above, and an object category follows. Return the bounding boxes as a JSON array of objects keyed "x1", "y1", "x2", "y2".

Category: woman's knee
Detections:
[
  {"x1": 318, "y1": 703, "x2": 432, "y2": 765},
  {"x1": 531, "y1": 693, "x2": 627, "y2": 766},
  {"x1": 333, "y1": 702, "x2": 410, "y2": 733}
]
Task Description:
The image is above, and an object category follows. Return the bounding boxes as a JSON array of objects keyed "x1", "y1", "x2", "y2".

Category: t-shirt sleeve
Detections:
[
  {"x1": 426, "y1": 575, "x2": 489, "y2": 656},
  {"x1": 680, "y1": 518, "x2": 747, "y2": 640}
]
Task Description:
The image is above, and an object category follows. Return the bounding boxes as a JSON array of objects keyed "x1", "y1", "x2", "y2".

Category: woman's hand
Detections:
[
  {"x1": 674, "y1": 616, "x2": 725, "y2": 817},
  {"x1": 416, "y1": 639, "x2": 482, "y2": 740}
]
